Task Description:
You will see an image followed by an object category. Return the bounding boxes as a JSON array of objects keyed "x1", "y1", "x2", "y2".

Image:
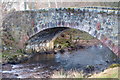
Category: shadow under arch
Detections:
[{"x1": 26, "y1": 26, "x2": 118, "y2": 58}]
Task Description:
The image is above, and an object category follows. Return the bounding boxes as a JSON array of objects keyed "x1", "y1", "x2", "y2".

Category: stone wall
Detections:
[
  {"x1": 2, "y1": 8, "x2": 120, "y2": 56},
  {"x1": 2, "y1": 11, "x2": 34, "y2": 48},
  {"x1": 32, "y1": 8, "x2": 119, "y2": 56}
]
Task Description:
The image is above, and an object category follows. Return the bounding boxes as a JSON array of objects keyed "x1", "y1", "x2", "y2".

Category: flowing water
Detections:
[{"x1": 2, "y1": 44, "x2": 120, "y2": 78}]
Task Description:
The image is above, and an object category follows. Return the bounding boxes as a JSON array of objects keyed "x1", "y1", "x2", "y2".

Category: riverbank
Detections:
[
  {"x1": 2, "y1": 38, "x2": 100, "y2": 64},
  {"x1": 2, "y1": 63, "x2": 120, "y2": 78},
  {"x1": 1, "y1": 28, "x2": 102, "y2": 64},
  {"x1": 2, "y1": 38, "x2": 120, "y2": 78},
  {"x1": 89, "y1": 66, "x2": 120, "y2": 78},
  {"x1": 2, "y1": 47, "x2": 120, "y2": 78},
  {"x1": 51, "y1": 66, "x2": 120, "y2": 78}
]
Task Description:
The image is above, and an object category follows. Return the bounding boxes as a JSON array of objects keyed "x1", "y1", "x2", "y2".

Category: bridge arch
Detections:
[
  {"x1": 26, "y1": 8, "x2": 119, "y2": 56},
  {"x1": 2, "y1": 7, "x2": 119, "y2": 56},
  {"x1": 26, "y1": 26, "x2": 119, "y2": 57}
]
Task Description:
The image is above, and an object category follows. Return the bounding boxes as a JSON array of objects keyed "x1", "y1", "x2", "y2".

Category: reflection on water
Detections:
[
  {"x1": 55, "y1": 44, "x2": 118, "y2": 70},
  {"x1": 2, "y1": 44, "x2": 120, "y2": 78}
]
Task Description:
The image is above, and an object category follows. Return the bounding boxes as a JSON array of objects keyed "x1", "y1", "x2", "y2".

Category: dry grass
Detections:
[
  {"x1": 89, "y1": 67, "x2": 120, "y2": 78},
  {"x1": 51, "y1": 69, "x2": 84, "y2": 78},
  {"x1": 51, "y1": 67, "x2": 120, "y2": 78}
]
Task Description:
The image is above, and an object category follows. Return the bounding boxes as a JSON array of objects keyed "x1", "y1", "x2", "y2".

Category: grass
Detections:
[
  {"x1": 109, "y1": 64, "x2": 120, "y2": 68},
  {"x1": 51, "y1": 69, "x2": 84, "y2": 78},
  {"x1": 2, "y1": 50, "x2": 25, "y2": 64},
  {"x1": 51, "y1": 65, "x2": 120, "y2": 78},
  {"x1": 2, "y1": 51, "x2": 24, "y2": 57},
  {"x1": 89, "y1": 67, "x2": 120, "y2": 78},
  {"x1": 54, "y1": 29, "x2": 95, "y2": 49}
]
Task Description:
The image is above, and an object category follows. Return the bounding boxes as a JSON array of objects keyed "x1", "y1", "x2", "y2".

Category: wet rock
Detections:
[
  {"x1": 59, "y1": 49, "x2": 65, "y2": 54},
  {"x1": 54, "y1": 51, "x2": 57, "y2": 54},
  {"x1": 84, "y1": 65, "x2": 95, "y2": 73},
  {"x1": 78, "y1": 45, "x2": 85, "y2": 49},
  {"x1": 2, "y1": 64, "x2": 12, "y2": 71},
  {"x1": 7, "y1": 57, "x2": 19, "y2": 64},
  {"x1": 99, "y1": 64, "x2": 103, "y2": 65},
  {"x1": 44, "y1": 51, "x2": 50, "y2": 54},
  {"x1": 14, "y1": 74, "x2": 18, "y2": 76},
  {"x1": 105, "y1": 60, "x2": 109, "y2": 63},
  {"x1": 2, "y1": 73, "x2": 14, "y2": 78}
]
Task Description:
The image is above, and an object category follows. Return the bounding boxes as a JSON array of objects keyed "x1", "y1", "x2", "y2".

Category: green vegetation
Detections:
[
  {"x1": 1, "y1": 27, "x2": 28, "y2": 64},
  {"x1": 109, "y1": 64, "x2": 120, "y2": 68},
  {"x1": 67, "y1": 29, "x2": 95, "y2": 40},
  {"x1": 89, "y1": 67, "x2": 119, "y2": 78},
  {"x1": 2, "y1": 48, "x2": 28, "y2": 64},
  {"x1": 0, "y1": 54, "x2": 1, "y2": 57},
  {"x1": 54, "y1": 29, "x2": 95, "y2": 49},
  {"x1": 98, "y1": 11, "x2": 107, "y2": 14}
]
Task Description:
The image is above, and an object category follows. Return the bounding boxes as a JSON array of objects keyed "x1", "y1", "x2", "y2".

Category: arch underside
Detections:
[{"x1": 27, "y1": 26, "x2": 119, "y2": 57}]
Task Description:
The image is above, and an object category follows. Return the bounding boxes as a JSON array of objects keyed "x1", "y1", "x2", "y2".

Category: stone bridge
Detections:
[{"x1": 2, "y1": 7, "x2": 120, "y2": 56}]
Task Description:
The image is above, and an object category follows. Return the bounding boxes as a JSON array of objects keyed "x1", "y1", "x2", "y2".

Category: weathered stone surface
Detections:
[{"x1": 2, "y1": 8, "x2": 119, "y2": 56}]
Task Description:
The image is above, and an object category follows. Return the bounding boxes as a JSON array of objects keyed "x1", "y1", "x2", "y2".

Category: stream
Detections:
[{"x1": 2, "y1": 44, "x2": 120, "y2": 78}]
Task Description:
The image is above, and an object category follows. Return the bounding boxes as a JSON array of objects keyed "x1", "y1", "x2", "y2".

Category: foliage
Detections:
[
  {"x1": 54, "y1": 29, "x2": 95, "y2": 49},
  {"x1": 16, "y1": 49, "x2": 23, "y2": 53},
  {"x1": 109, "y1": 64, "x2": 120, "y2": 68},
  {"x1": 67, "y1": 8, "x2": 71, "y2": 12},
  {"x1": 2, "y1": 50, "x2": 25, "y2": 64}
]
